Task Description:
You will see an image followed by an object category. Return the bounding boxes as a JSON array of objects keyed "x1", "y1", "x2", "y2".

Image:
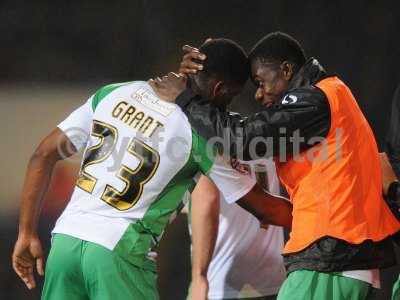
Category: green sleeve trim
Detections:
[{"x1": 91, "y1": 81, "x2": 132, "y2": 112}]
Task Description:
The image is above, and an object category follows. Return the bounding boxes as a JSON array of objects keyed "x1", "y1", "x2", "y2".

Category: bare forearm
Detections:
[
  {"x1": 18, "y1": 128, "x2": 76, "y2": 236},
  {"x1": 258, "y1": 194, "x2": 292, "y2": 229},
  {"x1": 19, "y1": 153, "x2": 58, "y2": 236},
  {"x1": 191, "y1": 198, "x2": 219, "y2": 278},
  {"x1": 191, "y1": 176, "x2": 220, "y2": 279},
  {"x1": 238, "y1": 184, "x2": 292, "y2": 229}
]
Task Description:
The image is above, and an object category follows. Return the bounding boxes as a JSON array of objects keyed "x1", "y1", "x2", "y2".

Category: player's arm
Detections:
[
  {"x1": 12, "y1": 129, "x2": 77, "y2": 289},
  {"x1": 380, "y1": 152, "x2": 398, "y2": 195},
  {"x1": 382, "y1": 85, "x2": 400, "y2": 222},
  {"x1": 205, "y1": 155, "x2": 291, "y2": 229},
  {"x1": 385, "y1": 85, "x2": 400, "y2": 178},
  {"x1": 190, "y1": 175, "x2": 220, "y2": 300},
  {"x1": 238, "y1": 183, "x2": 292, "y2": 229},
  {"x1": 380, "y1": 152, "x2": 400, "y2": 221},
  {"x1": 12, "y1": 98, "x2": 93, "y2": 289}
]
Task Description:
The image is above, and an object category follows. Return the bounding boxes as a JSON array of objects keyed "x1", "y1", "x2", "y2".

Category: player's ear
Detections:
[
  {"x1": 212, "y1": 81, "x2": 225, "y2": 98},
  {"x1": 281, "y1": 61, "x2": 295, "y2": 81}
]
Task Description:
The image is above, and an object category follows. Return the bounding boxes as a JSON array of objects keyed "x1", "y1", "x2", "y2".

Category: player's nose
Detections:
[{"x1": 255, "y1": 88, "x2": 264, "y2": 102}]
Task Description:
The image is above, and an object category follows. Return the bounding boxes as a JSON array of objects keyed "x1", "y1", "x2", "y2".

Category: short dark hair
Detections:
[
  {"x1": 198, "y1": 38, "x2": 249, "y2": 87},
  {"x1": 249, "y1": 32, "x2": 306, "y2": 71}
]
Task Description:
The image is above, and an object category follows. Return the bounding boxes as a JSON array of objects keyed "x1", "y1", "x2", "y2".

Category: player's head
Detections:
[
  {"x1": 189, "y1": 38, "x2": 249, "y2": 107},
  {"x1": 248, "y1": 32, "x2": 306, "y2": 107}
]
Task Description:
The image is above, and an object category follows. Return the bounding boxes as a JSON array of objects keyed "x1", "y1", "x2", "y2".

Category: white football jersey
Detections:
[
  {"x1": 54, "y1": 81, "x2": 256, "y2": 269},
  {"x1": 188, "y1": 159, "x2": 286, "y2": 298}
]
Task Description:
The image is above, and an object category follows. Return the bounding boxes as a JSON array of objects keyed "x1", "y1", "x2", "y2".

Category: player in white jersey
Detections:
[
  {"x1": 12, "y1": 39, "x2": 258, "y2": 300},
  {"x1": 187, "y1": 160, "x2": 287, "y2": 300}
]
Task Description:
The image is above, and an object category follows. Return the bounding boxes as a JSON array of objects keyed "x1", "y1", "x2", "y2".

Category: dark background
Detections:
[
  {"x1": 1, "y1": 1, "x2": 400, "y2": 299},
  {"x1": 2, "y1": 0, "x2": 400, "y2": 143}
]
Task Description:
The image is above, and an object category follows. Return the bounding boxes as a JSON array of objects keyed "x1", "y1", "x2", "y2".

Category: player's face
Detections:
[
  {"x1": 214, "y1": 84, "x2": 243, "y2": 107},
  {"x1": 251, "y1": 60, "x2": 290, "y2": 107},
  {"x1": 191, "y1": 74, "x2": 243, "y2": 108}
]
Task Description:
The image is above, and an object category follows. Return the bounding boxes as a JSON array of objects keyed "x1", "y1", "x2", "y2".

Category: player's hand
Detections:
[
  {"x1": 12, "y1": 234, "x2": 45, "y2": 289},
  {"x1": 149, "y1": 72, "x2": 187, "y2": 102},
  {"x1": 191, "y1": 275, "x2": 209, "y2": 300},
  {"x1": 178, "y1": 45, "x2": 207, "y2": 77},
  {"x1": 260, "y1": 221, "x2": 269, "y2": 231}
]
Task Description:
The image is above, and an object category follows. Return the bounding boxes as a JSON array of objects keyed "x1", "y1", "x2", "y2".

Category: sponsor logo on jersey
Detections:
[{"x1": 132, "y1": 87, "x2": 176, "y2": 117}]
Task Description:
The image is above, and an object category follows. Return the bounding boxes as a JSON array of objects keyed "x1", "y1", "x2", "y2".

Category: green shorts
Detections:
[
  {"x1": 187, "y1": 283, "x2": 277, "y2": 300},
  {"x1": 42, "y1": 234, "x2": 159, "y2": 300},
  {"x1": 277, "y1": 270, "x2": 372, "y2": 300},
  {"x1": 216, "y1": 296, "x2": 276, "y2": 300}
]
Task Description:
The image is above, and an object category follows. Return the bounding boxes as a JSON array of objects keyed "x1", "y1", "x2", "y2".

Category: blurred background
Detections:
[{"x1": 1, "y1": 0, "x2": 400, "y2": 299}]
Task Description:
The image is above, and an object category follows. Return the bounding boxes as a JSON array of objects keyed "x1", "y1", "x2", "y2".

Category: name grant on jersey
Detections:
[{"x1": 112, "y1": 101, "x2": 164, "y2": 138}]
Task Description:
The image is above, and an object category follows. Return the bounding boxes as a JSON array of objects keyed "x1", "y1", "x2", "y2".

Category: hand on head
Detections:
[{"x1": 179, "y1": 44, "x2": 207, "y2": 76}]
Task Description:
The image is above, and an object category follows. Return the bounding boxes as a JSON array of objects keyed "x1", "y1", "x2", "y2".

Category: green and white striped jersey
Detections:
[{"x1": 54, "y1": 81, "x2": 255, "y2": 269}]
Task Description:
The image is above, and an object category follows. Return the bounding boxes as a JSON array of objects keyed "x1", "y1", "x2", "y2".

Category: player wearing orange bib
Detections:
[{"x1": 158, "y1": 32, "x2": 400, "y2": 300}]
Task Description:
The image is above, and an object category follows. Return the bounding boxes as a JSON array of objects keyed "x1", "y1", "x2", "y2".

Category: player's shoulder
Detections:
[
  {"x1": 92, "y1": 81, "x2": 147, "y2": 111},
  {"x1": 282, "y1": 84, "x2": 327, "y2": 107}
]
